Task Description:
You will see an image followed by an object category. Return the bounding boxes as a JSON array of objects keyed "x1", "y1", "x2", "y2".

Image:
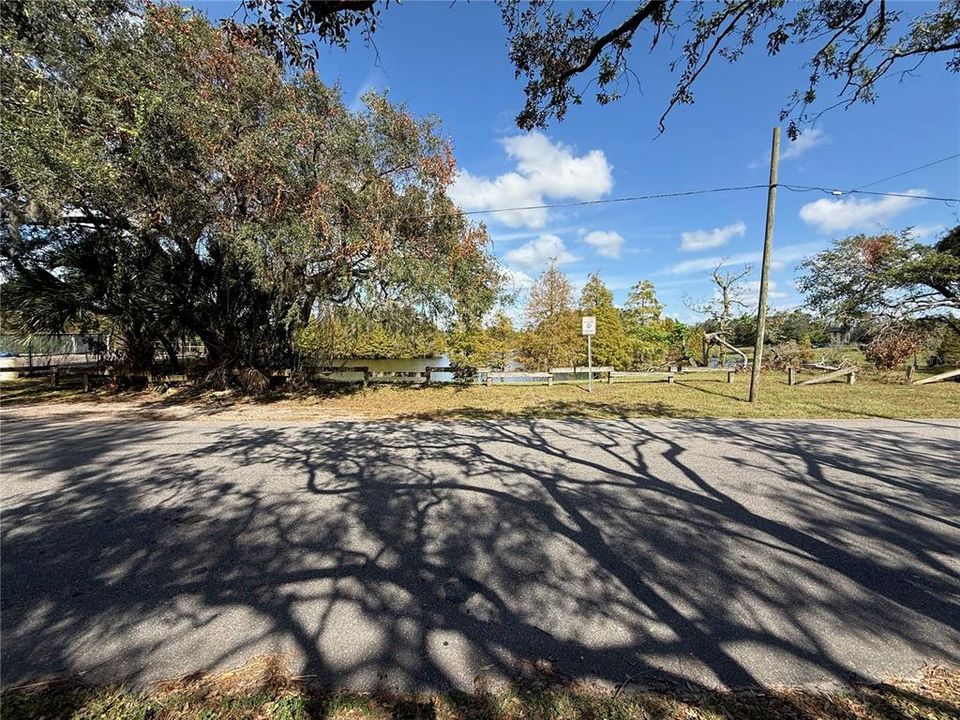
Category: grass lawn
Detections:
[
  {"x1": 2, "y1": 657, "x2": 957, "y2": 720},
  {"x1": 1, "y1": 370, "x2": 958, "y2": 421}
]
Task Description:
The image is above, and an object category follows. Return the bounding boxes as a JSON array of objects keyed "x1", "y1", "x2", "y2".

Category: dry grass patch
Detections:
[
  {"x1": 2, "y1": 657, "x2": 959, "y2": 720},
  {"x1": 1, "y1": 371, "x2": 958, "y2": 422}
]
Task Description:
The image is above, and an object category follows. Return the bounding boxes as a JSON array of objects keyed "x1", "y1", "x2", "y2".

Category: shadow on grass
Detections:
[
  {"x1": 672, "y1": 380, "x2": 748, "y2": 403},
  {"x1": 2, "y1": 658, "x2": 958, "y2": 720},
  {"x1": 0, "y1": 375, "x2": 491, "y2": 415},
  {"x1": 0, "y1": 376, "x2": 371, "y2": 413}
]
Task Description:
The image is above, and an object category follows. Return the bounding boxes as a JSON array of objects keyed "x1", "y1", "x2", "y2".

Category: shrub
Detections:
[
  {"x1": 767, "y1": 338, "x2": 814, "y2": 369},
  {"x1": 865, "y1": 329, "x2": 925, "y2": 370}
]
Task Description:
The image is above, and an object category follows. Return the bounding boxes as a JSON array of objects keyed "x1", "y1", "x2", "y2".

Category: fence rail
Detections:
[
  {"x1": 6, "y1": 361, "x2": 768, "y2": 390},
  {"x1": 0, "y1": 334, "x2": 204, "y2": 365}
]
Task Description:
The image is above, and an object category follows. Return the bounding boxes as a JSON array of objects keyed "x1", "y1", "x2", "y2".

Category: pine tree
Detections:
[
  {"x1": 579, "y1": 273, "x2": 630, "y2": 369},
  {"x1": 622, "y1": 279, "x2": 671, "y2": 368},
  {"x1": 520, "y1": 260, "x2": 579, "y2": 369},
  {"x1": 624, "y1": 280, "x2": 663, "y2": 326},
  {"x1": 486, "y1": 312, "x2": 516, "y2": 370}
]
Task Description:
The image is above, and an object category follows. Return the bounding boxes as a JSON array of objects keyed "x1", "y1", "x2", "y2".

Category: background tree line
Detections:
[
  {"x1": 797, "y1": 224, "x2": 960, "y2": 370},
  {"x1": 692, "y1": 224, "x2": 960, "y2": 371},
  {"x1": 453, "y1": 220, "x2": 960, "y2": 374},
  {"x1": 448, "y1": 262, "x2": 691, "y2": 372}
]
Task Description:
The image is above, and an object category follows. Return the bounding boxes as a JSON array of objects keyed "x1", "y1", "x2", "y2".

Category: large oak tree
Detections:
[
  {"x1": 2, "y1": 0, "x2": 501, "y2": 377},
  {"x1": 797, "y1": 226, "x2": 960, "y2": 334}
]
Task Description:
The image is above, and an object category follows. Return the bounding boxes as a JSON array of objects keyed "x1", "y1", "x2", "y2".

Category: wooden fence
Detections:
[
  {"x1": 790, "y1": 366, "x2": 858, "y2": 386},
  {"x1": 37, "y1": 364, "x2": 474, "y2": 390},
  {"x1": 34, "y1": 361, "x2": 960, "y2": 392}
]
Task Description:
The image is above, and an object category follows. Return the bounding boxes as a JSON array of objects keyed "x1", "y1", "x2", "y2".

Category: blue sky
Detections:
[{"x1": 194, "y1": 1, "x2": 960, "y2": 321}]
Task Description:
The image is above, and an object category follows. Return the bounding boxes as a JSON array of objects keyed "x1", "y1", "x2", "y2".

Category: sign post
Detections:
[{"x1": 581, "y1": 316, "x2": 596, "y2": 393}]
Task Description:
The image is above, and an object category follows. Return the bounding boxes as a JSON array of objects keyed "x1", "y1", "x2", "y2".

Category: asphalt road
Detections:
[{"x1": 2, "y1": 415, "x2": 958, "y2": 691}]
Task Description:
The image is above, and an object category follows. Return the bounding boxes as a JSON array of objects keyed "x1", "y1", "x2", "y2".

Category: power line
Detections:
[
  {"x1": 780, "y1": 185, "x2": 959, "y2": 203},
  {"x1": 851, "y1": 152, "x2": 960, "y2": 191},
  {"x1": 449, "y1": 184, "x2": 769, "y2": 219},
  {"x1": 849, "y1": 189, "x2": 959, "y2": 202},
  {"x1": 438, "y1": 181, "x2": 957, "y2": 222},
  {"x1": 406, "y1": 176, "x2": 957, "y2": 223}
]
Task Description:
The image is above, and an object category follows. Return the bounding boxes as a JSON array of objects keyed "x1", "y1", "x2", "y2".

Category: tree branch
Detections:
[
  {"x1": 305, "y1": 1, "x2": 376, "y2": 23},
  {"x1": 659, "y1": 2, "x2": 752, "y2": 133},
  {"x1": 557, "y1": 0, "x2": 666, "y2": 87}
]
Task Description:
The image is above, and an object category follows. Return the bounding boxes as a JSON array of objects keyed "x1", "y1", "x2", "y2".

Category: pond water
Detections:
[
  {"x1": 317, "y1": 355, "x2": 525, "y2": 383},
  {"x1": 338, "y1": 356, "x2": 451, "y2": 372},
  {"x1": 317, "y1": 356, "x2": 459, "y2": 383}
]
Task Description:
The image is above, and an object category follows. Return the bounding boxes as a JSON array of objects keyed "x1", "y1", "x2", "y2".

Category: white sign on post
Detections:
[{"x1": 582, "y1": 316, "x2": 596, "y2": 392}]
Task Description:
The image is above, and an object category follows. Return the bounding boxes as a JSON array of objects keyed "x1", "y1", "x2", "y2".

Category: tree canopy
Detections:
[
  {"x1": 238, "y1": 0, "x2": 960, "y2": 136},
  {"x1": 797, "y1": 226, "x2": 960, "y2": 334},
  {"x1": 519, "y1": 259, "x2": 580, "y2": 369},
  {"x1": 1, "y1": 0, "x2": 502, "y2": 379},
  {"x1": 688, "y1": 262, "x2": 753, "y2": 335},
  {"x1": 515, "y1": 266, "x2": 689, "y2": 371},
  {"x1": 579, "y1": 273, "x2": 631, "y2": 369}
]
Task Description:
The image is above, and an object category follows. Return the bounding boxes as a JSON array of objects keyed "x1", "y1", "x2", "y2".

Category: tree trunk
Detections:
[{"x1": 159, "y1": 335, "x2": 181, "y2": 371}]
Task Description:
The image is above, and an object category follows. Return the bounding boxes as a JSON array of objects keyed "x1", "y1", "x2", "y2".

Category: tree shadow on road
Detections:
[{"x1": 2, "y1": 415, "x2": 958, "y2": 693}]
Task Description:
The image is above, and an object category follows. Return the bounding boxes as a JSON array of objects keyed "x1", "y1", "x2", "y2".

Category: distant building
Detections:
[{"x1": 827, "y1": 325, "x2": 851, "y2": 346}]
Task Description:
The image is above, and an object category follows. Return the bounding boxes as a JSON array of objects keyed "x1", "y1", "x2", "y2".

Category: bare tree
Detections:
[
  {"x1": 686, "y1": 262, "x2": 753, "y2": 367},
  {"x1": 688, "y1": 262, "x2": 753, "y2": 334}
]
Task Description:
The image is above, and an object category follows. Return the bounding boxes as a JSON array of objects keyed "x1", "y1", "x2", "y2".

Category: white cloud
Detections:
[
  {"x1": 489, "y1": 226, "x2": 577, "y2": 246},
  {"x1": 502, "y1": 267, "x2": 534, "y2": 292},
  {"x1": 665, "y1": 241, "x2": 824, "y2": 275},
  {"x1": 799, "y1": 188, "x2": 926, "y2": 234},
  {"x1": 669, "y1": 255, "x2": 747, "y2": 276},
  {"x1": 679, "y1": 221, "x2": 746, "y2": 252},
  {"x1": 449, "y1": 171, "x2": 546, "y2": 228},
  {"x1": 781, "y1": 128, "x2": 827, "y2": 161},
  {"x1": 448, "y1": 131, "x2": 613, "y2": 229},
  {"x1": 749, "y1": 128, "x2": 827, "y2": 168},
  {"x1": 349, "y1": 68, "x2": 387, "y2": 112},
  {"x1": 504, "y1": 233, "x2": 579, "y2": 269},
  {"x1": 905, "y1": 224, "x2": 947, "y2": 242},
  {"x1": 583, "y1": 230, "x2": 625, "y2": 258},
  {"x1": 743, "y1": 280, "x2": 789, "y2": 300}
]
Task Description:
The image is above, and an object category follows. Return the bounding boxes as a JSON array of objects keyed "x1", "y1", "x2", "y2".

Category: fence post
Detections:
[
  {"x1": 666, "y1": 374, "x2": 674, "y2": 384},
  {"x1": 83, "y1": 373, "x2": 90, "y2": 392},
  {"x1": 362, "y1": 369, "x2": 370, "y2": 389},
  {"x1": 787, "y1": 367, "x2": 796, "y2": 386},
  {"x1": 607, "y1": 370, "x2": 613, "y2": 385},
  {"x1": 50, "y1": 367, "x2": 59, "y2": 388},
  {"x1": 425, "y1": 368, "x2": 431, "y2": 385},
  {"x1": 547, "y1": 374, "x2": 553, "y2": 387},
  {"x1": 726, "y1": 370, "x2": 734, "y2": 384},
  {"x1": 847, "y1": 370, "x2": 856, "y2": 385},
  {"x1": 486, "y1": 373, "x2": 492, "y2": 387},
  {"x1": 905, "y1": 365, "x2": 915, "y2": 382}
]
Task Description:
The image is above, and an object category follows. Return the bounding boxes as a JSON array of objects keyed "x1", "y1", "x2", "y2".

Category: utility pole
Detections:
[{"x1": 749, "y1": 126, "x2": 780, "y2": 403}]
